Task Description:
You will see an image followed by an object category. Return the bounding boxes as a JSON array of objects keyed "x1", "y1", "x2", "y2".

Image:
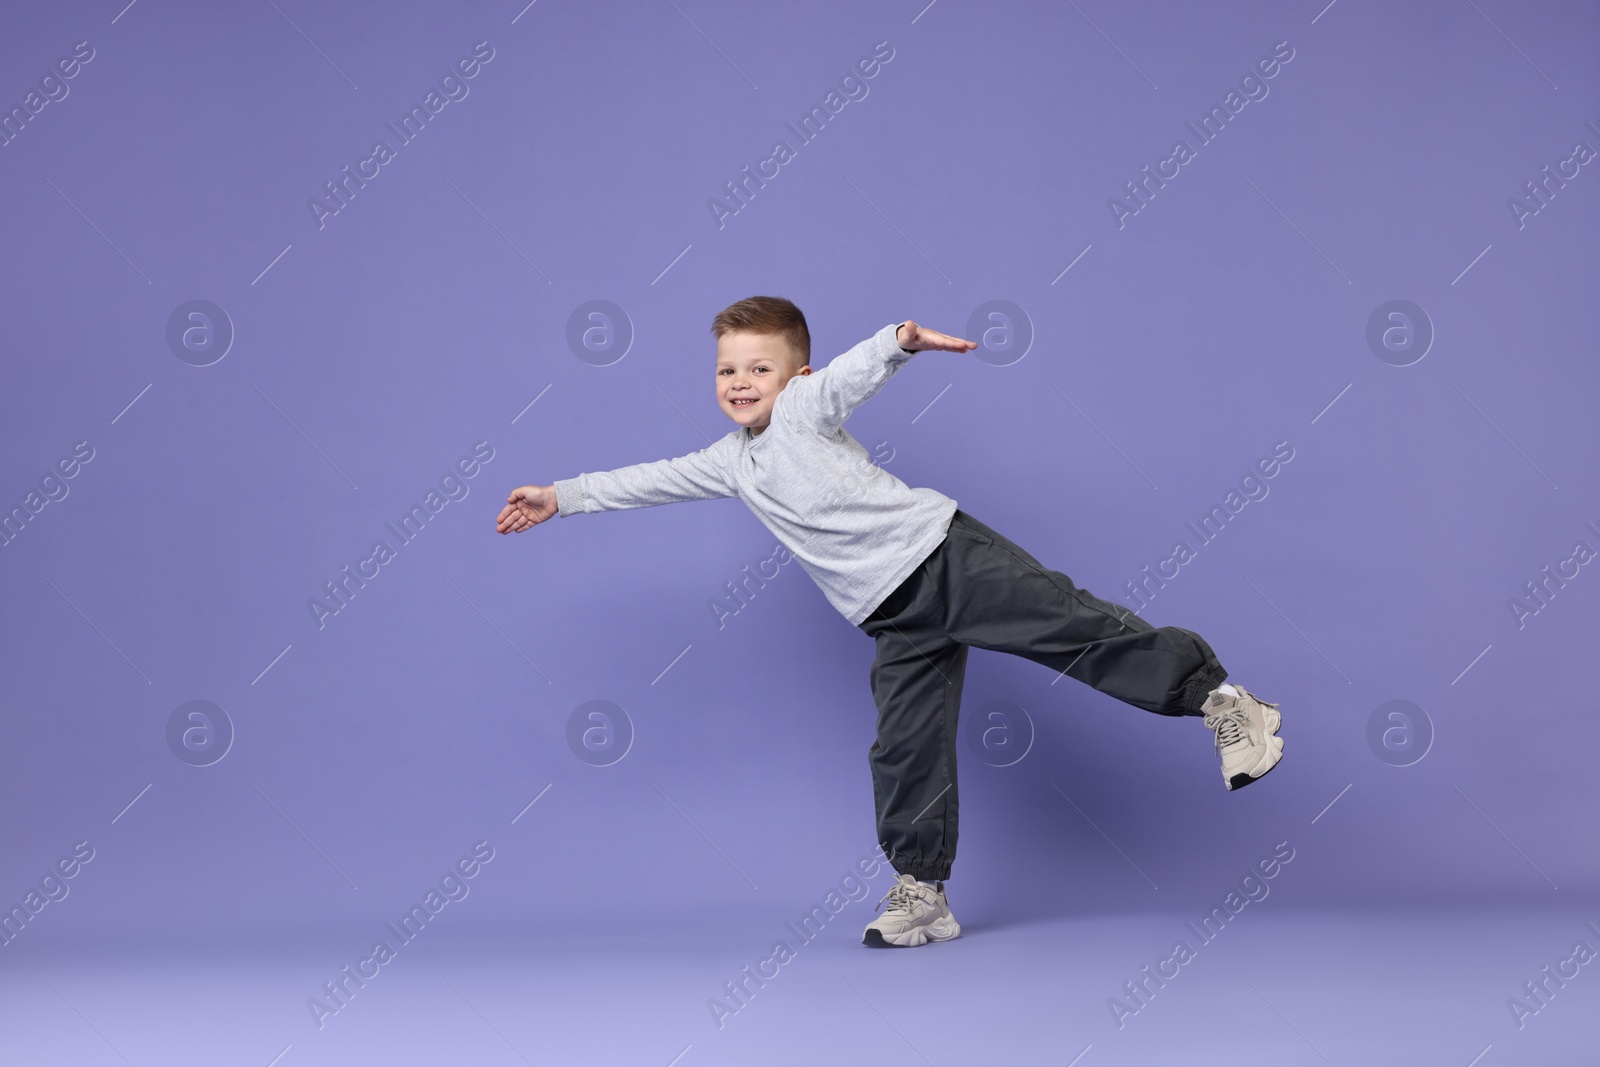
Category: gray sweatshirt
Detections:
[{"x1": 552, "y1": 321, "x2": 958, "y2": 625}]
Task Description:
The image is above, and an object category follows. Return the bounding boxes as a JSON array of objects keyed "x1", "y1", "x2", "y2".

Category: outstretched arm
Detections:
[
  {"x1": 782, "y1": 320, "x2": 977, "y2": 430},
  {"x1": 496, "y1": 435, "x2": 739, "y2": 534}
]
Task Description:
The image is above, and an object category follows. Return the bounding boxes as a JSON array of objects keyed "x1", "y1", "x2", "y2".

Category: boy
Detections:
[{"x1": 496, "y1": 296, "x2": 1283, "y2": 949}]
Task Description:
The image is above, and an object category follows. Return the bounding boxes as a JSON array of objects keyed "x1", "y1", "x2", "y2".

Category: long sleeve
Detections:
[
  {"x1": 778, "y1": 322, "x2": 915, "y2": 432},
  {"x1": 553, "y1": 433, "x2": 739, "y2": 517}
]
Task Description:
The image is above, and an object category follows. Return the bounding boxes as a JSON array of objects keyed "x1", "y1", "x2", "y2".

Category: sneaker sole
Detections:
[
  {"x1": 862, "y1": 916, "x2": 961, "y2": 948},
  {"x1": 1227, "y1": 735, "x2": 1284, "y2": 790}
]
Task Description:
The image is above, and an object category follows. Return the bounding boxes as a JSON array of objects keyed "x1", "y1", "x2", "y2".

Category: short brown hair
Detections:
[{"x1": 710, "y1": 295, "x2": 810, "y2": 368}]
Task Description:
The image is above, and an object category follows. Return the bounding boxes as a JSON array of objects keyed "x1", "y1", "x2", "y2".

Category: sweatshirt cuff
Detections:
[
  {"x1": 553, "y1": 477, "x2": 585, "y2": 517},
  {"x1": 884, "y1": 321, "x2": 915, "y2": 359}
]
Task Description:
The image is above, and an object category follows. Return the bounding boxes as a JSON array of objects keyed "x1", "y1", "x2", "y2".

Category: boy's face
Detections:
[{"x1": 715, "y1": 331, "x2": 811, "y2": 435}]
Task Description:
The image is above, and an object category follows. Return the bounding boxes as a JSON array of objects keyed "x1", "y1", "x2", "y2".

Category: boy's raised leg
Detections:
[
  {"x1": 934, "y1": 510, "x2": 1227, "y2": 716},
  {"x1": 928, "y1": 510, "x2": 1283, "y2": 787}
]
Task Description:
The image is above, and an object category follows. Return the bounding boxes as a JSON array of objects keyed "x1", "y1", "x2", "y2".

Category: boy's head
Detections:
[{"x1": 711, "y1": 295, "x2": 812, "y2": 435}]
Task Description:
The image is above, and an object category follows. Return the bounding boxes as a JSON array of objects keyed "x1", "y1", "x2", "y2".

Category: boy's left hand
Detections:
[{"x1": 897, "y1": 320, "x2": 978, "y2": 353}]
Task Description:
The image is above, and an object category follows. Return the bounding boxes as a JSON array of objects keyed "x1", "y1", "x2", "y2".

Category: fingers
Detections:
[
  {"x1": 902, "y1": 322, "x2": 978, "y2": 353},
  {"x1": 928, "y1": 327, "x2": 975, "y2": 349},
  {"x1": 495, "y1": 502, "x2": 531, "y2": 534},
  {"x1": 495, "y1": 506, "x2": 547, "y2": 534}
]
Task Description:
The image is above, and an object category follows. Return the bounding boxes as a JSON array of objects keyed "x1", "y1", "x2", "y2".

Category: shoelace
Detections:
[
  {"x1": 874, "y1": 879, "x2": 927, "y2": 916},
  {"x1": 1205, "y1": 707, "x2": 1245, "y2": 751},
  {"x1": 1203, "y1": 689, "x2": 1280, "y2": 753}
]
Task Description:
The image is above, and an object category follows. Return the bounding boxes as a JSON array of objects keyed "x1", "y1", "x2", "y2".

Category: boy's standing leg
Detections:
[
  {"x1": 856, "y1": 558, "x2": 969, "y2": 948},
  {"x1": 859, "y1": 574, "x2": 970, "y2": 885}
]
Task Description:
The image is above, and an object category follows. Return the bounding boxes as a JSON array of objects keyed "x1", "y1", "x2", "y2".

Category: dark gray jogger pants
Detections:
[{"x1": 856, "y1": 509, "x2": 1228, "y2": 882}]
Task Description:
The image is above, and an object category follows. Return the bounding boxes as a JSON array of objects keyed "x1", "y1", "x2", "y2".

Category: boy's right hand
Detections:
[
  {"x1": 897, "y1": 320, "x2": 978, "y2": 353},
  {"x1": 496, "y1": 485, "x2": 557, "y2": 534}
]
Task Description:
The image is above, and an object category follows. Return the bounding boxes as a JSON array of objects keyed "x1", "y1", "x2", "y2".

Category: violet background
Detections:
[{"x1": 1, "y1": 1, "x2": 1595, "y2": 1063}]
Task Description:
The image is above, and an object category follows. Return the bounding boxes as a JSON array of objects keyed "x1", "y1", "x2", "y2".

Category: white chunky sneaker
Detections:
[
  {"x1": 862, "y1": 873, "x2": 961, "y2": 948},
  {"x1": 1202, "y1": 684, "x2": 1283, "y2": 790}
]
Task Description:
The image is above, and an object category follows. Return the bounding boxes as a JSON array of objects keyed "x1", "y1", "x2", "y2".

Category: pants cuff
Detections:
[
  {"x1": 1180, "y1": 666, "x2": 1229, "y2": 716},
  {"x1": 895, "y1": 863, "x2": 951, "y2": 881}
]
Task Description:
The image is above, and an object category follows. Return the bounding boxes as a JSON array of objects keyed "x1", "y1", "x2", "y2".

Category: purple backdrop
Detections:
[{"x1": 2, "y1": 1, "x2": 1596, "y2": 1063}]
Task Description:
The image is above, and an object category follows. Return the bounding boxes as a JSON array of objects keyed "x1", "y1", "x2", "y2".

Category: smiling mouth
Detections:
[{"x1": 731, "y1": 398, "x2": 757, "y2": 407}]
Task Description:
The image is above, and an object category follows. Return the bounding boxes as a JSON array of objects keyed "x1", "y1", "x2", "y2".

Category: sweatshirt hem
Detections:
[{"x1": 846, "y1": 500, "x2": 958, "y2": 626}]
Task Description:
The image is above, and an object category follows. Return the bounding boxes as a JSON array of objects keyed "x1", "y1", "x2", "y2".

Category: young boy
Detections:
[{"x1": 496, "y1": 296, "x2": 1283, "y2": 949}]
